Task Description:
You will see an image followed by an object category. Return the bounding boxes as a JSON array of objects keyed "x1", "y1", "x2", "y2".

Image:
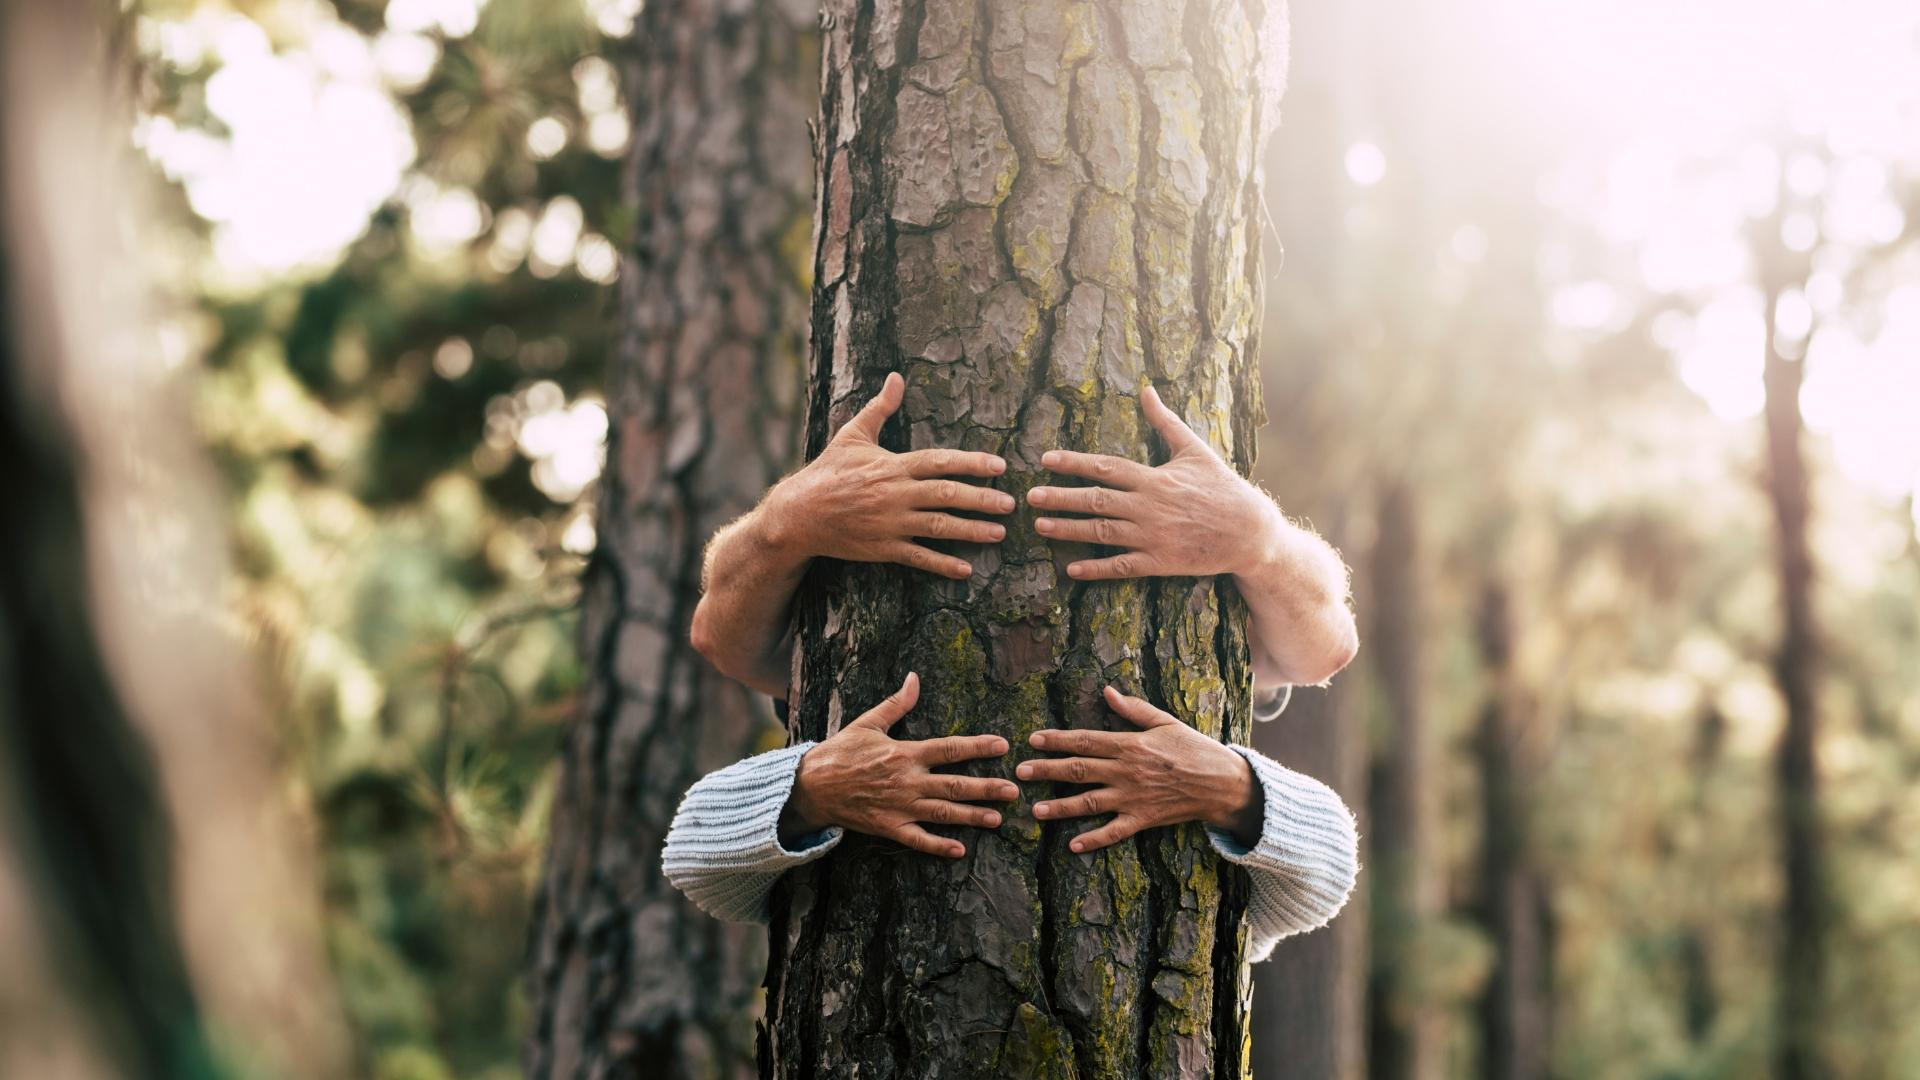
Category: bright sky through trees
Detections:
[{"x1": 138, "y1": 0, "x2": 1919, "y2": 526}]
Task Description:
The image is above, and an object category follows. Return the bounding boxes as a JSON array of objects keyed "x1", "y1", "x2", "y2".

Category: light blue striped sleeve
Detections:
[
  {"x1": 661, "y1": 742, "x2": 843, "y2": 924},
  {"x1": 1205, "y1": 743, "x2": 1361, "y2": 962}
]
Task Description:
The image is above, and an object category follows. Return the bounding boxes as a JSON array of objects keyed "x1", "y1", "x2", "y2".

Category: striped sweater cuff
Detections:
[
  {"x1": 661, "y1": 742, "x2": 844, "y2": 924},
  {"x1": 1206, "y1": 743, "x2": 1360, "y2": 961}
]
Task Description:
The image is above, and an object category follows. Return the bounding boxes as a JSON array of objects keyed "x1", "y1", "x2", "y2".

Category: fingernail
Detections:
[
  {"x1": 1035, "y1": 519, "x2": 1053, "y2": 534},
  {"x1": 1042, "y1": 451, "x2": 1060, "y2": 466},
  {"x1": 989, "y1": 525, "x2": 1006, "y2": 540},
  {"x1": 1030, "y1": 732, "x2": 1048, "y2": 748},
  {"x1": 1017, "y1": 763, "x2": 1034, "y2": 779},
  {"x1": 998, "y1": 495, "x2": 1016, "y2": 512},
  {"x1": 1028, "y1": 487, "x2": 1049, "y2": 502},
  {"x1": 1067, "y1": 563, "x2": 1085, "y2": 577},
  {"x1": 991, "y1": 737, "x2": 1009, "y2": 753},
  {"x1": 990, "y1": 456, "x2": 1007, "y2": 474},
  {"x1": 1070, "y1": 839, "x2": 1085, "y2": 853},
  {"x1": 985, "y1": 813, "x2": 1002, "y2": 827},
  {"x1": 1035, "y1": 803, "x2": 1052, "y2": 818},
  {"x1": 1000, "y1": 783, "x2": 1019, "y2": 798}
]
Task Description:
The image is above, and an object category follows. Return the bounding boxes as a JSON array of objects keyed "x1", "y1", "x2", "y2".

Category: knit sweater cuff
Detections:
[
  {"x1": 1205, "y1": 743, "x2": 1360, "y2": 960},
  {"x1": 661, "y1": 742, "x2": 844, "y2": 924}
]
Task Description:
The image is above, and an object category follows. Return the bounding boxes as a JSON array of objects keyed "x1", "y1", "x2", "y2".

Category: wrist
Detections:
[
  {"x1": 1205, "y1": 749, "x2": 1261, "y2": 837},
  {"x1": 1229, "y1": 491, "x2": 1294, "y2": 578},
  {"x1": 754, "y1": 477, "x2": 818, "y2": 564},
  {"x1": 781, "y1": 752, "x2": 831, "y2": 836}
]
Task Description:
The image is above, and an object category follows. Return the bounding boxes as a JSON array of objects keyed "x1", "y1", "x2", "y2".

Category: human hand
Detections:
[
  {"x1": 783, "y1": 673, "x2": 1019, "y2": 858},
  {"x1": 1026, "y1": 385, "x2": 1284, "y2": 581},
  {"x1": 766, "y1": 373, "x2": 1014, "y2": 579},
  {"x1": 1017, "y1": 686, "x2": 1260, "y2": 853}
]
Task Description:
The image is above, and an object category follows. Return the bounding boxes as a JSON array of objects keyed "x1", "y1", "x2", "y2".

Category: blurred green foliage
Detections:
[{"x1": 136, "y1": 0, "x2": 626, "y2": 1073}]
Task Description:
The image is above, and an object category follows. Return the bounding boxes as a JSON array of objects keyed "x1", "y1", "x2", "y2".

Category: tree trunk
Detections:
[
  {"x1": 1366, "y1": 480, "x2": 1442, "y2": 1080},
  {"x1": 1472, "y1": 581, "x2": 1550, "y2": 1080},
  {"x1": 1252, "y1": 679, "x2": 1366, "y2": 1080},
  {"x1": 763, "y1": 0, "x2": 1275, "y2": 1073},
  {"x1": 523, "y1": 3, "x2": 817, "y2": 1076},
  {"x1": 0, "y1": 8, "x2": 214, "y2": 1074},
  {"x1": 1761, "y1": 276, "x2": 1823, "y2": 1080}
]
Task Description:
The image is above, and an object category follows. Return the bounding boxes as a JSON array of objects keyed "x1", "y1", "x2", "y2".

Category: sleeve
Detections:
[
  {"x1": 661, "y1": 742, "x2": 844, "y2": 924},
  {"x1": 1205, "y1": 743, "x2": 1360, "y2": 962}
]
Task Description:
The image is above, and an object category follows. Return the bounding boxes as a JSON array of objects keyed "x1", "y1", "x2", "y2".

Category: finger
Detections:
[
  {"x1": 921, "y1": 773, "x2": 1021, "y2": 803},
  {"x1": 1065, "y1": 552, "x2": 1162, "y2": 581},
  {"x1": 902, "y1": 448, "x2": 1008, "y2": 479},
  {"x1": 890, "y1": 823, "x2": 965, "y2": 859},
  {"x1": 1028, "y1": 728, "x2": 1132, "y2": 757},
  {"x1": 1036, "y1": 450, "x2": 1153, "y2": 490},
  {"x1": 889, "y1": 542, "x2": 974, "y2": 580},
  {"x1": 1033, "y1": 787, "x2": 1115, "y2": 821},
  {"x1": 1025, "y1": 485, "x2": 1134, "y2": 517},
  {"x1": 905, "y1": 512, "x2": 1007, "y2": 545},
  {"x1": 1141, "y1": 385, "x2": 1208, "y2": 457},
  {"x1": 1033, "y1": 516, "x2": 1143, "y2": 547},
  {"x1": 1103, "y1": 685, "x2": 1179, "y2": 728},
  {"x1": 912, "y1": 478, "x2": 1017, "y2": 514},
  {"x1": 909, "y1": 798, "x2": 1005, "y2": 829},
  {"x1": 1070, "y1": 815, "x2": 1145, "y2": 854},
  {"x1": 839, "y1": 372, "x2": 905, "y2": 444},
  {"x1": 1015, "y1": 756, "x2": 1119, "y2": 785},
  {"x1": 915, "y1": 732, "x2": 1012, "y2": 767},
  {"x1": 851, "y1": 672, "x2": 919, "y2": 731}
]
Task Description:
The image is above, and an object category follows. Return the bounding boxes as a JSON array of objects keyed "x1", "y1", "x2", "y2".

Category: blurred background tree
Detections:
[{"x1": 66, "y1": 0, "x2": 1920, "y2": 1077}]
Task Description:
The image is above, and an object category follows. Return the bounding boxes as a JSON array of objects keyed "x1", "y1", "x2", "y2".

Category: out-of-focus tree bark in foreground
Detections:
[
  {"x1": 0, "y1": 3, "x2": 346, "y2": 1076},
  {"x1": 521, "y1": 0, "x2": 817, "y2": 1076}
]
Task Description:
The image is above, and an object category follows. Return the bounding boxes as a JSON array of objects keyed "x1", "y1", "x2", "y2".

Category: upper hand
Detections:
[
  {"x1": 784, "y1": 673, "x2": 1019, "y2": 858},
  {"x1": 1027, "y1": 385, "x2": 1282, "y2": 581},
  {"x1": 1017, "y1": 686, "x2": 1260, "y2": 853},
  {"x1": 768, "y1": 373, "x2": 1014, "y2": 580}
]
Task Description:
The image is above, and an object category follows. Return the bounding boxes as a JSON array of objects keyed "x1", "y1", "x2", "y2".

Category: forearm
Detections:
[
  {"x1": 689, "y1": 500, "x2": 812, "y2": 697},
  {"x1": 1234, "y1": 504, "x2": 1358, "y2": 688}
]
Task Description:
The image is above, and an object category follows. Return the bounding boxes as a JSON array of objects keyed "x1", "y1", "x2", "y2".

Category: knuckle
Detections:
[
  {"x1": 945, "y1": 777, "x2": 965, "y2": 800},
  {"x1": 1092, "y1": 457, "x2": 1113, "y2": 478},
  {"x1": 1067, "y1": 760, "x2": 1089, "y2": 783},
  {"x1": 935, "y1": 479, "x2": 959, "y2": 503},
  {"x1": 1089, "y1": 488, "x2": 1111, "y2": 513},
  {"x1": 1092, "y1": 519, "x2": 1116, "y2": 545}
]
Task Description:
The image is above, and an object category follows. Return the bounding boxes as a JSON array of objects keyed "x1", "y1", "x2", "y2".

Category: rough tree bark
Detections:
[
  {"x1": 523, "y1": 2, "x2": 817, "y2": 1076},
  {"x1": 1758, "y1": 243, "x2": 1823, "y2": 1080},
  {"x1": 1367, "y1": 479, "x2": 1442, "y2": 1080},
  {"x1": 762, "y1": 0, "x2": 1276, "y2": 1074},
  {"x1": 1472, "y1": 581, "x2": 1550, "y2": 1080}
]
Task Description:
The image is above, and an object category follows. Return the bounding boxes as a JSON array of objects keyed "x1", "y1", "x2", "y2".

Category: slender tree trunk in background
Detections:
[
  {"x1": 1761, "y1": 276, "x2": 1824, "y2": 1080},
  {"x1": 1472, "y1": 581, "x2": 1550, "y2": 1080},
  {"x1": 1250, "y1": 506, "x2": 1364, "y2": 1080},
  {"x1": 762, "y1": 0, "x2": 1275, "y2": 1073},
  {"x1": 1367, "y1": 480, "x2": 1441, "y2": 1080},
  {"x1": 0, "y1": 9, "x2": 214, "y2": 1074},
  {"x1": 523, "y1": 3, "x2": 817, "y2": 1076},
  {"x1": 1252, "y1": 675, "x2": 1366, "y2": 1079}
]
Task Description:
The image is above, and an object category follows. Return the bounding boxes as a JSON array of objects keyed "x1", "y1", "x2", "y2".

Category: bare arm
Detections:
[
  {"x1": 1026, "y1": 386, "x2": 1357, "y2": 688},
  {"x1": 688, "y1": 373, "x2": 1015, "y2": 695}
]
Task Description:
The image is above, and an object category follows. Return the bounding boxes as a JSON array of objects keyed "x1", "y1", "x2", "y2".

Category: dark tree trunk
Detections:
[
  {"x1": 762, "y1": 0, "x2": 1275, "y2": 1074},
  {"x1": 523, "y1": 3, "x2": 817, "y2": 1076},
  {"x1": 1472, "y1": 581, "x2": 1550, "y2": 1080},
  {"x1": 1252, "y1": 678, "x2": 1366, "y2": 1080},
  {"x1": 1761, "y1": 273, "x2": 1823, "y2": 1080},
  {"x1": 1366, "y1": 480, "x2": 1441, "y2": 1080},
  {"x1": 0, "y1": 6, "x2": 214, "y2": 1074}
]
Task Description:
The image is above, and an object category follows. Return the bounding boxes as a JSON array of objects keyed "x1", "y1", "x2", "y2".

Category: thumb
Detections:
[
  {"x1": 1141, "y1": 385, "x2": 1208, "y2": 457},
  {"x1": 839, "y1": 372, "x2": 905, "y2": 444},
  {"x1": 855, "y1": 671, "x2": 920, "y2": 731},
  {"x1": 1104, "y1": 685, "x2": 1177, "y2": 729}
]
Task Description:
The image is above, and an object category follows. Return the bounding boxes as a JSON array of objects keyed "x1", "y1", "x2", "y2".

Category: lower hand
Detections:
[
  {"x1": 1018, "y1": 686, "x2": 1260, "y2": 853},
  {"x1": 1027, "y1": 385, "x2": 1283, "y2": 581},
  {"x1": 767, "y1": 373, "x2": 1015, "y2": 579},
  {"x1": 784, "y1": 673, "x2": 1019, "y2": 858}
]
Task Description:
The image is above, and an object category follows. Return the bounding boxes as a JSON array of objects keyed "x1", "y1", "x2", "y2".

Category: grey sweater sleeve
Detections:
[
  {"x1": 661, "y1": 742, "x2": 843, "y2": 924},
  {"x1": 663, "y1": 741, "x2": 1359, "y2": 960},
  {"x1": 1205, "y1": 743, "x2": 1361, "y2": 962}
]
